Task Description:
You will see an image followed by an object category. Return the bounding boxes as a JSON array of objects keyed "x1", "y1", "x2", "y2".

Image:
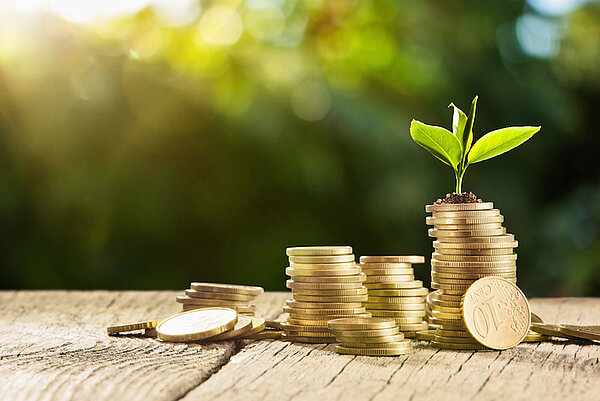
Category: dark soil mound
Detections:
[{"x1": 435, "y1": 192, "x2": 482, "y2": 204}]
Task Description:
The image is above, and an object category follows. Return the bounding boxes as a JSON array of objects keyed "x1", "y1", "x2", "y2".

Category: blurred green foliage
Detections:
[{"x1": 0, "y1": 0, "x2": 599, "y2": 296}]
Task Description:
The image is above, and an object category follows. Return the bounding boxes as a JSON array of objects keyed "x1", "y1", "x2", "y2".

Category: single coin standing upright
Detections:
[
  {"x1": 425, "y1": 200, "x2": 519, "y2": 349},
  {"x1": 175, "y1": 282, "x2": 264, "y2": 316},
  {"x1": 282, "y1": 246, "x2": 368, "y2": 343},
  {"x1": 359, "y1": 255, "x2": 428, "y2": 338},
  {"x1": 462, "y1": 277, "x2": 530, "y2": 349}
]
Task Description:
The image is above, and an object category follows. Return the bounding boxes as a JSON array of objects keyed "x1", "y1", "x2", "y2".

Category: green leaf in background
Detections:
[
  {"x1": 449, "y1": 103, "x2": 467, "y2": 149},
  {"x1": 410, "y1": 120, "x2": 463, "y2": 170},
  {"x1": 467, "y1": 126, "x2": 541, "y2": 164},
  {"x1": 461, "y1": 96, "x2": 478, "y2": 166}
]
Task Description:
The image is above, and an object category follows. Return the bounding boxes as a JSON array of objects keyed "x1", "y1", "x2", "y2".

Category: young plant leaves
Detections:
[
  {"x1": 410, "y1": 120, "x2": 462, "y2": 170},
  {"x1": 461, "y1": 96, "x2": 478, "y2": 165},
  {"x1": 467, "y1": 126, "x2": 541, "y2": 164},
  {"x1": 449, "y1": 103, "x2": 467, "y2": 144}
]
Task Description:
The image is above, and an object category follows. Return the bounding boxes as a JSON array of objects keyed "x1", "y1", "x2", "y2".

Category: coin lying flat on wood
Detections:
[
  {"x1": 205, "y1": 315, "x2": 253, "y2": 341},
  {"x1": 189, "y1": 282, "x2": 264, "y2": 296},
  {"x1": 156, "y1": 308, "x2": 238, "y2": 342},
  {"x1": 107, "y1": 319, "x2": 161, "y2": 335}
]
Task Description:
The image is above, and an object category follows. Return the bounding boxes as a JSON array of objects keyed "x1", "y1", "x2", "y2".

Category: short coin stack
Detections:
[
  {"x1": 328, "y1": 317, "x2": 413, "y2": 356},
  {"x1": 426, "y1": 201, "x2": 518, "y2": 349},
  {"x1": 176, "y1": 282, "x2": 264, "y2": 316},
  {"x1": 360, "y1": 256, "x2": 429, "y2": 338},
  {"x1": 282, "y1": 246, "x2": 369, "y2": 343}
]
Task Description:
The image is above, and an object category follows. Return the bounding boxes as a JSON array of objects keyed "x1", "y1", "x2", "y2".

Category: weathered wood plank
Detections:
[
  {"x1": 0, "y1": 291, "x2": 282, "y2": 401},
  {"x1": 184, "y1": 296, "x2": 600, "y2": 401}
]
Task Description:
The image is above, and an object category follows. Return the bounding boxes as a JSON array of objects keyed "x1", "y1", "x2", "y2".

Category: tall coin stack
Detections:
[
  {"x1": 360, "y1": 256, "x2": 429, "y2": 338},
  {"x1": 282, "y1": 246, "x2": 370, "y2": 343},
  {"x1": 176, "y1": 282, "x2": 263, "y2": 316},
  {"x1": 426, "y1": 201, "x2": 518, "y2": 349}
]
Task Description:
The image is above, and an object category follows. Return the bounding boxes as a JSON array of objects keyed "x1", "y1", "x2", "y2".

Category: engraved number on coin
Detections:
[{"x1": 472, "y1": 297, "x2": 503, "y2": 338}]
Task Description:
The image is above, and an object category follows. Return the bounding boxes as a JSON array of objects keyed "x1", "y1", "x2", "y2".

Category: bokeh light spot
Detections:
[
  {"x1": 291, "y1": 81, "x2": 332, "y2": 121},
  {"x1": 198, "y1": 6, "x2": 244, "y2": 46}
]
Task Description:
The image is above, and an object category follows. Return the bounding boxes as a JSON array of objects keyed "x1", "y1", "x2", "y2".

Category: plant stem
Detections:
[{"x1": 455, "y1": 173, "x2": 463, "y2": 194}]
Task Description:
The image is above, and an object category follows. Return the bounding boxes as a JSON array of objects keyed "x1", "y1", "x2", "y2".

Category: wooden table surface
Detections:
[{"x1": 1, "y1": 291, "x2": 599, "y2": 401}]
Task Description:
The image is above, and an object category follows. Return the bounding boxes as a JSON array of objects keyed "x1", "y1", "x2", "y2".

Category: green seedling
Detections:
[{"x1": 409, "y1": 96, "x2": 540, "y2": 194}]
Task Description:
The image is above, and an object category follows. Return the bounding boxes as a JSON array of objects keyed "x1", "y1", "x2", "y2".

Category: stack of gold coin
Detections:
[
  {"x1": 328, "y1": 317, "x2": 413, "y2": 356},
  {"x1": 360, "y1": 255, "x2": 429, "y2": 338},
  {"x1": 176, "y1": 282, "x2": 264, "y2": 316},
  {"x1": 425, "y1": 290, "x2": 437, "y2": 329},
  {"x1": 282, "y1": 246, "x2": 369, "y2": 343},
  {"x1": 425, "y1": 201, "x2": 518, "y2": 349}
]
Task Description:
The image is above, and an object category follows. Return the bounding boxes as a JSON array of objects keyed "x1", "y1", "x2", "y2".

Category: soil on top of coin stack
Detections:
[{"x1": 435, "y1": 192, "x2": 482, "y2": 204}]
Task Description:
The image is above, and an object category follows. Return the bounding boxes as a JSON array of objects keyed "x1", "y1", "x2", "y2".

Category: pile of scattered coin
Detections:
[
  {"x1": 426, "y1": 201, "x2": 519, "y2": 349},
  {"x1": 360, "y1": 255, "x2": 428, "y2": 338},
  {"x1": 176, "y1": 282, "x2": 263, "y2": 316},
  {"x1": 328, "y1": 317, "x2": 413, "y2": 356},
  {"x1": 282, "y1": 246, "x2": 370, "y2": 343}
]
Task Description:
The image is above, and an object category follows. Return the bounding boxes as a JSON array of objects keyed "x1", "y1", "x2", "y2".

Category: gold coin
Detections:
[
  {"x1": 337, "y1": 339, "x2": 412, "y2": 349},
  {"x1": 337, "y1": 333, "x2": 405, "y2": 344},
  {"x1": 462, "y1": 277, "x2": 530, "y2": 350},
  {"x1": 426, "y1": 216, "x2": 504, "y2": 225},
  {"x1": 156, "y1": 308, "x2": 238, "y2": 342},
  {"x1": 288, "y1": 312, "x2": 371, "y2": 321},
  {"x1": 285, "y1": 300, "x2": 364, "y2": 309},
  {"x1": 415, "y1": 329, "x2": 436, "y2": 341},
  {"x1": 558, "y1": 325, "x2": 600, "y2": 342},
  {"x1": 529, "y1": 323, "x2": 581, "y2": 340},
  {"x1": 286, "y1": 267, "x2": 361, "y2": 277},
  {"x1": 292, "y1": 287, "x2": 367, "y2": 296},
  {"x1": 243, "y1": 330, "x2": 283, "y2": 340},
  {"x1": 366, "y1": 302, "x2": 426, "y2": 311},
  {"x1": 359, "y1": 255, "x2": 425, "y2": 264},
  {"x1": 176, "y1": 296, "x2": 254, "y2": 307},
  {"x1": 432, "y1": 253, "x2": 517, "y2": 262},
  {"x1": 425, "y1": 202, "x2": 494, "y2": 212},
  {"x1": 288, "y1": 255, "x2": 355, "y2": 264},
  {"x1": 189, "y1": 282, "x2": 264, "y2": 296},
  {"x1": 388, "y1": 317, "x2": 424, "y2": 324},
  {"x1": 431, "y1": 209, "x2": 500, "y2": 218},
  {"x1": 433, "y1": 305, "x2": 461, "y2": 314},
  {"x1": 365, "y1": 275, "x2": 415, "y2": 283},
  {"x1": 429, "y1": 228, "x2": 507, "y2": 238},
  {"x1": 431, "y1": 267, "x2": 517, "y2": 275},
  {"x1": 431, "y1": 259, "x2": 516, "y2": 268},
  {"x1": 265, "y1": 320, "x2": 284, "y2": 329},
  {"x1": 361, "y1": 269, "x2": 415, "y2": 276},
  {"x1": 396, "y1": 322, "x2": 428, "y2": 331},
  {"x1": 431, "y1": 341, "x2": 486, "y2": 350},
  {"x1": 431, "y1": 222, "x2": 503, "y2": 230},
  {"x1": 432, "y1": 280, "x2": 515, "y2": 291},
  {"x1": 531, "y1": 313, "x2": 544, "y2": 324},
  {"x1": 368, "y1": 288, "x2": 428, "y2": 297},
  {"x1": 286, "y1": 246, "x2": 353, "y2": 256},
  {"x1": 434, "y1": 234, "x2": 516, "y2": 243},
  {"x1": 181, "y1": 304, "x2": 255, "y2": 313},
  {"x1": 365, "y1": 280, "x2": 423, "y2": 289},
  {"x1": 289, "y1": 261, "x2": 357, "y2": 269},
  {"x1": 432, "y1": 271, "x2": 516, "y2": 280},
  {"x1": 205, "y1": 315, "x2": 253, "y2": 341},
  {"x1": 327, "y1": 317, "x2": 396, "y2": 330},
  {"x1": 369, "y1": 309, "x2": 426, "y2": 318},
  {"x1": 232, "y1": 316, "x2": 264, "y2": 336},
  {"x1": 434, "y1": 248, "x2": 514, "y2": 256},
  {"x1": 434, "y1": 241, "x2": 518, "y2": 250},
  {"x1": 367, "y1": 295, "x2": 424, "y2": 304},
  {"x1": 292, "y1": 294, "x2": 368, "y2": 302},
  {"x1": 432, "y1": 310, "x2": 462, "y2": 320},
  {"x1": 286, "y1": 319, "x2": 328, "y2": 327},
  {"x1": 281, "y1": 322, "x2": 331, "y2": 332},
  {"x1": 335, "y1": 344, "x2": 413, "y2": 356},
  {"x1": 436, "y1": 328, "x2": 472, "y2": 338},
  {"x1": 184, "y1": 290, "x2": 254, "y2": 302},
  {"x1": 107, "y1": 319, "x2": 161, "y2": 335},
  {"x1": 331, "y1": 327, "x2": 400, "y2": 337},
  {"x1": 286, "y1": 280, "x2": 363, "y2": 290},
  {"x1": 359, "y1": 262, "x2": 413, "y2": 269},
  {"x1": 284, "y1": 330, "x2": 336, "y2": 338},
  {"x1": 281, "y1": 334, "x2": 337, "y2": 343},
  {"x1": 283, "y1": 306, "x2": 367, "y2": 315},
  {"x1": 433, "y1": 335, "x2": 479, "y2": 344},
  {"x1": 522, "y1": 330, "x2": 548, "y2": 342},
  {"x1": 290, "y1": 273, "x2": 367, "y2": 283}
]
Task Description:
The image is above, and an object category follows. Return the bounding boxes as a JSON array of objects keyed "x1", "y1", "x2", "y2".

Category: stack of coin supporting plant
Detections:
[
  {"x1": 176, "y1": 282, "x2": 263, "y2": 316},
  {"x1": 282, "y1": 246, "x2": 369, "y2": 343},
  {"x1": 328, "y1": 317, "x2": 413, "y2": 356},
  {"x1": 360, "y1": 256, "x2": 429, "y2": 338},
  {"x1": 426, "y1": 201, "x2": 518, "y2": 349}
]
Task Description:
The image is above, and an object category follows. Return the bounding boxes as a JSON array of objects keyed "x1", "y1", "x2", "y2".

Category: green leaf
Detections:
[
  {"x1": 410, "y1": 120, "x2": 463, "y2": 170},
  {"x1": 462, "y1": 96, "x2": 478, "y2": 163},
  {"x1": 448, "y1": 103, "x2": 467, "y2": 145},
  {"x1": 467, "y1": 126, "x2": 541, "y2": 164}
]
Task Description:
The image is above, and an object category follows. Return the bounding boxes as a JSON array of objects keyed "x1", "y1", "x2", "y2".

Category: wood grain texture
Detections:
[
  {"x1": 0, "y1": 291, "x2": 283, "y2": 401},
  {"x1": 184, "y1": 296, "x2": 600, "y2": 401},
  {"x1": 1, "y1": 292, "x2": 599, "y2": 401}
]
